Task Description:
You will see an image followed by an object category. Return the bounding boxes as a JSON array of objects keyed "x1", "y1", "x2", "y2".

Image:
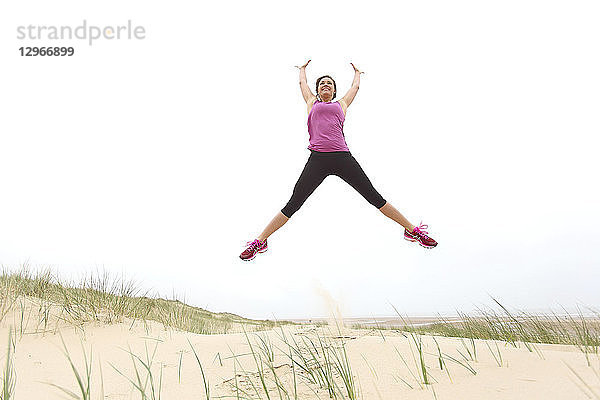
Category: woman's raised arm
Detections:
[
  {"x1": 340, "y1": 63, "x2": 364, "y2": 110},
  {"x1": 295, "y1": 59, "x2": 316, "y2": 104}
]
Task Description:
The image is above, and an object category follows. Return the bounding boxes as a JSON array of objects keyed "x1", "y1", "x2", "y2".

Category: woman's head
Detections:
[{"x1": 316, "y1": 75, "x2": 336, "y2": 102}]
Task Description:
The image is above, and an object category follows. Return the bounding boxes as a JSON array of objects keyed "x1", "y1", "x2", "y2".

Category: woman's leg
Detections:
[
  {"x1": 257, "y1": 155, "x2": 328, "y2": 241},
  {"x1": 379, "y1": 202, "x2": 414, "y2": 232},
  {"x1": 257, "y1": 212, "x2": 289, "y2": 242},
  {"x1": 335, "y1": 154, "x2": 414, "y2": 231}
]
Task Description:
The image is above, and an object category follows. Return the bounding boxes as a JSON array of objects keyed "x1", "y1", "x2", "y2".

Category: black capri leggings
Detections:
[{"x1": 281, "y1": 150, "x2": 387, "y2": 218}]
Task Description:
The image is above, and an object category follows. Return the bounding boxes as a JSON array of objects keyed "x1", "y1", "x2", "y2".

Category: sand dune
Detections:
[{"x1": 2, "y1": 315, "x2": 598, "y2": 399}]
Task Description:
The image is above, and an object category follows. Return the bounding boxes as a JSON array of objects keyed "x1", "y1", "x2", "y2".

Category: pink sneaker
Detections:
[
  {"x1": 240, "y1": 239, "x2": 268, "y2": 261},
  {"x1": 404, "y1": 223, "x2": 438, "y2": 249}
]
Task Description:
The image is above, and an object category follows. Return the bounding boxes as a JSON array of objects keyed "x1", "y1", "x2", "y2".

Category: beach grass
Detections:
[
  {"x1": 188, "y1": 338, "x2": 211, "y2": 399},
  {"x1": 277, "y1": 327, "x2": 360, "y2": 400},
  {"x1": 0, "y1": 266, "x2": 285, "y2": 336},
  {"x1": 352, "y1": 299, "x2": 600, "y2": 359},
  {"x1": 1, "y1": 330, "x2": 16, "y2": 400},
  {"x1": 45, "y1": 334, "x2": 96, "y2": 400},
  {"x1": 111, "y1": 341, "x2": 165, "y2": 400}
]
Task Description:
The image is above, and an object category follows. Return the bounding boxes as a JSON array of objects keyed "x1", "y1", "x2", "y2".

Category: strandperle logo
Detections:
[{"x1": 16, "y1": 20, "x2": 146, "y2": 46}]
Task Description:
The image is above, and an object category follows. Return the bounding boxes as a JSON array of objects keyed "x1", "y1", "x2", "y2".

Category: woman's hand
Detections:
[
  {"x1": 350, "y1": 62, "x2": 364, "y2": 74},
  {"x1": 295, "y1": 59, "x2": 311, "y2": 69}
]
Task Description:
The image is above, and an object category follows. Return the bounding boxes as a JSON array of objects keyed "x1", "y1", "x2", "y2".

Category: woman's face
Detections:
[{"x1": 318, "y1": 77, "x2": 335, "y2": 101}]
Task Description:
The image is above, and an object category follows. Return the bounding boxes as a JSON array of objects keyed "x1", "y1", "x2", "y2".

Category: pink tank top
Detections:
[{"x1": 307, "y1": 100, "x2": 350, "y2": 152}]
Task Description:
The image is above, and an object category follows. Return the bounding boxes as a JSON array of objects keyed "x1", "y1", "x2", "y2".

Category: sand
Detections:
[
  {"x1": 0, "y1": 322, "x2": 600, "y2": 399},
  {"x1": 1, "y1": 310, "x2": 599, "y2": 400}
]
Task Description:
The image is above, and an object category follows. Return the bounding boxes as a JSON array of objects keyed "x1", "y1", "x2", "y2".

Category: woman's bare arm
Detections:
[
  {"x1": 296, "y1": 59, "x2": 316, "y2": 105},
  {"x1": 339, "y1": 63, "x2": 364, "y2": 113}
]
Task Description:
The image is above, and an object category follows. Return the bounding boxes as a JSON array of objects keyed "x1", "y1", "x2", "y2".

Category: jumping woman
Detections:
[{"x1": 240, "y1": 60, "x2": 437, "y2": 261}]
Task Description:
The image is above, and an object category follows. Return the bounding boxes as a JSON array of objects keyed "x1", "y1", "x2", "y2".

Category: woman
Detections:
[{"x1": 240, "y1": 60, "x2": 437, "y2": 261}]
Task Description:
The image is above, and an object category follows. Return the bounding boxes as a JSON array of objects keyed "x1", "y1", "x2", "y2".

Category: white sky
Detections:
[{"x1": 1, "y1": 0, "x2": 599, "y2": 320}]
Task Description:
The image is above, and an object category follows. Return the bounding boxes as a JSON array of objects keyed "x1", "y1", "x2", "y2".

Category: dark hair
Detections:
[{"x1": 316, "y1": 75, "x2": 336, "y2": 100}]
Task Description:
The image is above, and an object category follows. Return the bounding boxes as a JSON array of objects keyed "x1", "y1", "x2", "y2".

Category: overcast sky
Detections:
[{"x1": 1, "y1": 0, "x2": 599, "y2": 319}]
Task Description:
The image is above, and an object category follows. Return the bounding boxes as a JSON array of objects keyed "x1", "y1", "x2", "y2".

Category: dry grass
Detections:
[{"x1": 0, "y1": 266, "x2": 285, "y2": 336}]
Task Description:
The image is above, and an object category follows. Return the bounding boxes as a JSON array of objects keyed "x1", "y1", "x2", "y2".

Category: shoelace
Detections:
[
  {"x1": 245, "y1": 239, "x2": 262, "y2": 251},
  {"x1": 413, "y1": 222, "x2": 430, "y2": 238}
]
